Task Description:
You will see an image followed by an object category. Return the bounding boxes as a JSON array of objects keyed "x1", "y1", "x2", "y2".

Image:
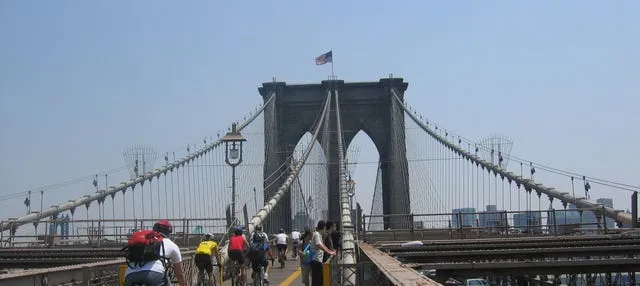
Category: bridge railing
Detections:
[
  {"x1": 0, "y1": 217, "x2": 227, "y2": 248},
  {"x1": 362, "y1": 209, "x2": 626, "y2": 242},
  {"x1": 0, "y1": 250, "x2": 210, "y2": 286}
]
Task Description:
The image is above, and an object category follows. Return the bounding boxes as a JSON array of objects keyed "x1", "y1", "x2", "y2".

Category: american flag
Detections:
[{"x1": 315, "y1": 51, "x2": 332, "y2": 65}]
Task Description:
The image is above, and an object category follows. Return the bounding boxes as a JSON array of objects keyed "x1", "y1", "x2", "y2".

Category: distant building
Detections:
[
  {"x1": 546, "y1": 202, "x2": 612, "y2": 234},
  {"x1": 597, "y1": 198, "x2": 616, "y2": 228},
  {"x1": 451, "y1": 208, "x2": 478, "y2": 228},
  {"x1": 513, "y1": 211, "x2": 541, "y2": 233},
  {"x1": 478, "y1": 205, "x2": 507, "y2": 229},
  {"x1": 292, "y1": 211, "x2": 311, "y2": 231},
  {"x1": 545, "y1": 208, "x2": 579, "y2": 235}
]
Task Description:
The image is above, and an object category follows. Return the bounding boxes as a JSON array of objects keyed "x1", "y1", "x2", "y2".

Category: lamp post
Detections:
[
  {"x1": 346, "y1": 176, "x2": 356, "y2": 237},
  {"x1": 221, "y1": 122, "x2": 247, "y2": 228}
]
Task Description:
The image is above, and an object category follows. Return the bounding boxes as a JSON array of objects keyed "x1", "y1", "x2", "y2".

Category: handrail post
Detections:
[{"x1": 552, "y1": 209, "x2": 558, "y2": 236}]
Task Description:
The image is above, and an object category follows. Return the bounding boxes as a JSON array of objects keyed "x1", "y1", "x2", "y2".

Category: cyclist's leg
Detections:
[
  {"x1": 239, "y1": 254, "x2": 247, "y2": 286},
  {"x1": 194, "y1": 254, "x2": 207, "y2": 283},
  {"x1": 261, "y1": 259, "x2": 270, "y2": 283},
  {"x1": 205, "y1": 254, "x2": 214, "y2": 282},
  {"x1": 292, "y1": 242, "x2": 298, "y2": 258},
  {"x1": 230, "y1": 250, "x2": 246, "y2": 285},
  {"x1": 283, "y1": 244, "x2": 288, "y2": 260},
  {"x1": 263, "y1": 257, "x2": 270, "y2": 279}
]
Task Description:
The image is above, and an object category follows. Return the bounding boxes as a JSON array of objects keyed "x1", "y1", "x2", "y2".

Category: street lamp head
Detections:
[
  {"x1": 221, "y1": 122, "x2": 247, "y2": 167},
  {"x1": 221, "y1": 122, "x2": 247, "y2": 144},
  {"x1": 346, "y1": 178, "x2": 356, "y2": 197}
]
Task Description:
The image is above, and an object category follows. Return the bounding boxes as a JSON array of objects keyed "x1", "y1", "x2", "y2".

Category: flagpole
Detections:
[{"x1": 331, "y1": 49, "x2": 334, "y2": 79}]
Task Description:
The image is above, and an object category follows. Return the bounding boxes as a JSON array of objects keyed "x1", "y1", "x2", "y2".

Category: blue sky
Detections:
[{"x1": 1, "y1": 1, "x2": 639, "y2": 221}]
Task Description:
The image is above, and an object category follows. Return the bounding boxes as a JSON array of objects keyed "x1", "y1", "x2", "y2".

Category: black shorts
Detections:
[
  {"x1": 250, "y1": 256, "x2": 269, "y2": 272},
  {"x1": 229, "y1": 249, "x2": 245, "y2": 265},
  {"x1": 195, "y1": 253, "x2": 213, "y2": 274},
  {"x1": 277, "y1": 244, "x2": 287, "y2": 252}
]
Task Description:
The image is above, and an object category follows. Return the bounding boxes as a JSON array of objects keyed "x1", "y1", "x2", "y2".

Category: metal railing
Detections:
[
  {"x1": 0, "y1": 250, "x2": 215, "y2": 286},
  {"x1": 362, "y1": 208, "x2": 625, "y2": 242},
  {"x1": 0, "y1": 217, "x2": 227, "y2": 248}
]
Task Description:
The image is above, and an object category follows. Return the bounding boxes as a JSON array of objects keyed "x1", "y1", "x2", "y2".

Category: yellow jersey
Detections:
[{"x1": 195, "y1": 240, "x2": 218, "y2": 256}]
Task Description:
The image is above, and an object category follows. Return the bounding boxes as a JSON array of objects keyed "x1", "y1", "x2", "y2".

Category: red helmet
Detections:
[{"x1": 153, "y1": 220, "x2": 173, "y2": 235}]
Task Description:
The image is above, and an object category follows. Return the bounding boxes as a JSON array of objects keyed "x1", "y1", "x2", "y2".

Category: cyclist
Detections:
[
  {"x1": 124, "y1": 220, "x2": 186, "y2": 286},
  {"x1": 274, "y1": 228, "x2": 289, "y2": 264},
  {"x1": 229, "y1": 227, "x2": 249, "y2": 286},
  {"x1": 194, "y1": 233, "x2": 221, "y2": 283},
  {"x1": 291, "y1": 229, "x2": 301, "y2": 259},
  {"x1": 248, "y1": 225, "x2": 273, "y2": 284}
]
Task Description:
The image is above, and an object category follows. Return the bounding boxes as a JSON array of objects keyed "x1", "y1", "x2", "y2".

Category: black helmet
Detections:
[
  {"x1": 153, "y1": 220, "x2": 173, "y2": 236},
  {"x1": 234, "y1": 227, "x2": 243, "y2": 236},
  {"x1": 279, "y1": 228, "x2": 285, "y2": 233},
  {"x1": 255, "y1": 225, "x2": 262, "y2": 232}
]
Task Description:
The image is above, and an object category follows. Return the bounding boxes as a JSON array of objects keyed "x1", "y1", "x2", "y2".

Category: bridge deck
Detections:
[{"x1": 222, "y1": 258, "x2": 304, "y2": 286}]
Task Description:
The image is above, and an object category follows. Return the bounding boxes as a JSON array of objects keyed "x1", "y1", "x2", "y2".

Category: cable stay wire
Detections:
[{"x1": 400, "y1": 100, "x2": 639, "y2": 192}]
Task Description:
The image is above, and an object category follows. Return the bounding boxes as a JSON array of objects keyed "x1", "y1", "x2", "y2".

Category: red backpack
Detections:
[{"x1": 122, "y1": 230, "x2": 167, "y2": 268}]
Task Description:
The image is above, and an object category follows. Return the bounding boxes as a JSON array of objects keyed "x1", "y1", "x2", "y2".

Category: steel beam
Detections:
[
  {"x1": 416, "y1": 258, "x2": 640, "y2": 276},
  {"x1": 359, "y1": 242, "x2": 441, "y2": 286}
]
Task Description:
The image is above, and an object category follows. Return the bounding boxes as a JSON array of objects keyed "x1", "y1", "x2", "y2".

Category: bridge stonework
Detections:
[{"x1": 259, "y1": 78, "x2": 411, "y2": 233}]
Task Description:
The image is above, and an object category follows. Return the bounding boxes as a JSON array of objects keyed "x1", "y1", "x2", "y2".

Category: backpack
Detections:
[
  {"x1": 249, "y1": 232, "x2": 266, "y2": 253},
  {"x1": 302, "y1": 244, "x2": 314, "y2": 265},
  {"x1": 122, "y1": 230, "x2": 166, "y2": 268}
]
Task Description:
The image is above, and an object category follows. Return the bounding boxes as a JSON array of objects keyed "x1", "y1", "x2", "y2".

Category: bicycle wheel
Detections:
[
  {"x1": 230, "y1": 266, "x2": 236, "y2": 286},
  {"x1": 234, "y1": 264, "x2": 243, "y2": 286},
  {"x1": 196, "y1": 271, "x2": 205, "y2": 286}
]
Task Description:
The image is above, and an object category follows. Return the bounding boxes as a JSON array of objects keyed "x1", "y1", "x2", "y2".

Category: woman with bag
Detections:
[{"x1": 298, "y1": 229, "x2": 313, "y2": 286}]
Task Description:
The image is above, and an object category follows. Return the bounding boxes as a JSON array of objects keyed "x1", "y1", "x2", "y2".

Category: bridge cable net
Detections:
[
  {"x1": 391, "y1": 88, "x2": 635, "y2": 231},
  {"x1": 289, "y1": 132, "x2": 329, "y2": 230},
  {"x1": 0, "y1": 94, "x2": 276, "y2": 243},
  {"x1": 367, "y1": 161, "x2": 384, "y2": 231},
  {"x1": 219, "y1": 89, "x2": 333, "y2": 263}
]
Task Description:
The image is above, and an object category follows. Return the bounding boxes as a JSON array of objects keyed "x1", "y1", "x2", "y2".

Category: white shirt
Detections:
[
  {"x1": 126, "y1": 237, "x2": 182, "y2": 275},
  {"x1": 291, "y1": 231, "x2": 301, "y2": 241},
  {"x1": 311, "y1": 231, "x2": 324, "y2": 262},
  {"x1": 275, "y1": 233, "x2": 288, "y2": 245}
]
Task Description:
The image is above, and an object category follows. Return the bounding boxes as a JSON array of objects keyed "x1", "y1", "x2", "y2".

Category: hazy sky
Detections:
[{"x1": 1, "y1": 1, "x2": 639, "y2": 221}]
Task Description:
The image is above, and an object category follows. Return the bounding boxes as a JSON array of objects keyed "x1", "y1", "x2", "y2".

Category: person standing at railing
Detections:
[
  {"x1": 311, "y1": 220, "x2": 336, "y2": 286},
  {"x1": 298, "y1": 228, "x2": 313, "y2": 286},
  {"x1": 322, "y1": 221, "x2": 335, "y2": 262},
  {"x1": 330, "y1": 225, "x2": 342, "y2": 258}
]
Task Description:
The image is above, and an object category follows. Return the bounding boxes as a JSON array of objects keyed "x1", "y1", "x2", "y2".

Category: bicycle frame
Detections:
[
  {"x1": 253, "y1": 265, "x2": 265, "y2": 286},
  {"x1": 231, "y1": 261, "x2": 243, "y2": 286}
]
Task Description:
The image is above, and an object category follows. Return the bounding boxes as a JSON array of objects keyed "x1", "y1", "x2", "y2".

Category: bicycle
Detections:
[
  {"x1": 277, "y1": 246, "x2": 286, "y2": 269},
  {"x1": 251, "y1": 264, "x2": 269, "y2": 286},
  {"x1": 196, "y1": 263, "x2": 220, "y2": 286},
  {"x1": 196, "y1": 269, "x2": 211, "y2": 286},
  {"x1": 291, "y1": 241, "x2": 299, "y2": 259},
  {"x1": 230, "y1": 260, "x2": 244, "y2": 286}
]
